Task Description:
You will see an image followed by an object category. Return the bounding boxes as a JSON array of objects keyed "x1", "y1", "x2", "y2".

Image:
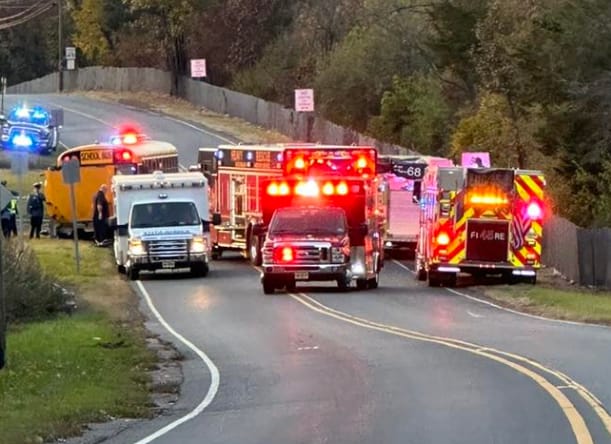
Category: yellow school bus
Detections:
[{"x1": 44, "y1": 134, "x2": 179, "y2": 237}]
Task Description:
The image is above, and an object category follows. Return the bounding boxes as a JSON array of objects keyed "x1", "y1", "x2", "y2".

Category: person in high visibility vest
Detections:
[{"x1": 8, "y1": 196, "x2": 18, "y2": 237}]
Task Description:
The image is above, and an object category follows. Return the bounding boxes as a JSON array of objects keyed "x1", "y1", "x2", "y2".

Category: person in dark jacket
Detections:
[
  {"x1": 93, "y1": 184, "x2": 110, "y2": 245},
  {"x1": 27, "y1": 182, "x2": 45, "y2": 239}
]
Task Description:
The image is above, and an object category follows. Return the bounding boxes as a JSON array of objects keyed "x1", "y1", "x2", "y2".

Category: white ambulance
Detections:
[{"x1": 111, "y1": 171, "x2": 211, "y2": 280}]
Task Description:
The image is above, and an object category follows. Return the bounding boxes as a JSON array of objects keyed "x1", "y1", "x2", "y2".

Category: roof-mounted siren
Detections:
[{"x1": 111, "y1": 124, "x2": 143, "y2": 145}]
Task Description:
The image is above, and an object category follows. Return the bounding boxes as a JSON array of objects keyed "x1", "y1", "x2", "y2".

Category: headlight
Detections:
[
  {"x1": 190, "y1": 235, "x2": 207, "y2": 253},
  {"x1": 128, "y1": 238, "x2": 145, "y2": 255}
]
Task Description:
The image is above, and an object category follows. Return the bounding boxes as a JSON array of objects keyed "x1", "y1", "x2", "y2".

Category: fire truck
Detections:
[
  {"x1": 198, "y1": 143, "x2": 315, "y2": 264},
  {"x1": 377, "y1": 155, "x2": 453, "y2": 258},
  {"x1": 416, "y1": 166, "x2": 546, "y2": 287},
  {"x1": 255, "y1": 145, "x2": 386, "y2": 293}
]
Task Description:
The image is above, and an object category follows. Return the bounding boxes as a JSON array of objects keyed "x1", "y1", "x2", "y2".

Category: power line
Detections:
[{"x1": 0, "y1": 0, "x2": 54, "y2": 30}]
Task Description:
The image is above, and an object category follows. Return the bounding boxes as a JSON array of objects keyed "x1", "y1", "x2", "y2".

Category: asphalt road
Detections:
[{"x1": 4, "y1": 94, "x2": 611, "y2": 444}]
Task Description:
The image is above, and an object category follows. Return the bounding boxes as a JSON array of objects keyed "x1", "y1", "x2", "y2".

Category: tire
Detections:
[
  {"x1": 117, "y1": 264, "x2": 126, "y2": 274},
  {"x1": 367, "y1": 272, "x2": 379, "y2": 289},
  {"x1": 248, "y1": 231, "x2": 262, "y2": 266},
  {"x1": 337, "y1": 278, "x2": 350, "y2": 291},
  {"x1": 127, "y1": 267, "x2": 139, "y2": 281},
  {"x1": 356, "y1": 279, "x2": 368, "y2": 290},
  {"x1": 428, "y1": 271, "x2": 441, "y2": 287},
  {"x1": 417, "y1": 266, "x2": 427, "y2": 281},
  {"x1": 191, "y1": 262, "x2": 209, "y2": 277},
  {"x1": 286, "y1": 280, "x2": 296, "y2": 292},
  {"x1": 211, "y1": 246, "x2": 222, "y2": 260},
  {"x1": 262, "y1": 277, "x2": 275, "y2": 295}
]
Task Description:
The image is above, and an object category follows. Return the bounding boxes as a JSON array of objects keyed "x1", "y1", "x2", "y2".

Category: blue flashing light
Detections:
[
  {"x1": 215, "y1": 150, "x2": 224, "y2": 159},
  {"x1": 12, "y1": 133, "x2": 33, "y2": 147},
  {"x1": 110, "y1": 136, "x2": 122, "y2": 145},
  {"x1": 246, "y1": 151, "x2": 254, "y2": 161},
  {"x1": 15, "y1": 107, "x2": 30, "y2": 118},
  {"x1": 276, "y1": 152, "x2": 283, "y2": 162},
  {"x1": 32, "y1": 111, "x2": 47, "y2": 119}
]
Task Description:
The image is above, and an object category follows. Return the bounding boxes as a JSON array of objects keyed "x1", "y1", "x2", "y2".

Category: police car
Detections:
[{"x1": 1, "y1": 105, "x2": 63, "y2": 155}]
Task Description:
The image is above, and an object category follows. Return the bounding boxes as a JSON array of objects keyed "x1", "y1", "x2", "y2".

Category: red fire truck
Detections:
[
  {"x1": 416, "y1": 166, "x2": 546, "y2": 287},
  {"x1": 254, "y1": 145, "x2": 386, "y2": 293},
  {"x1": 197, "y1": 144, "x2": 315, "y2": 264}
]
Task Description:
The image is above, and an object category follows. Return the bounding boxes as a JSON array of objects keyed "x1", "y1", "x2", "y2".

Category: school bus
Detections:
[{"x1": 43, "y1": 133, "x2": 180, "y2": 237}]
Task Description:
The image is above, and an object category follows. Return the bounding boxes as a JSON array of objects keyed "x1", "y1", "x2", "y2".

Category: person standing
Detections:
[
  {"x1": 93, "y1": 184, "x2": 110, "y2": 245},
  {"x1": 27, "y1": 182, "x2": 45, "y2": 239}
]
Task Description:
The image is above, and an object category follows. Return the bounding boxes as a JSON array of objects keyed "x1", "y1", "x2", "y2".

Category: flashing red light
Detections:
[
  {"x1": 322, "y1": 182, "x2": 335, "y2": 196},
  {"x1": 274, "y1": 246, "x2": 294, "y2": 262},
  {"x1": 336, "y1": 181, "x2": 349, "y2": 195},
  {"x1": 267, "y1": 181, "x2": 290, "y2": 196},
  {"x1": 122, "y1": 133, "x2": 138, "y2": 145},
  {"x1": 356, "y1": 156, "x2": 368, "y2": 169},
  {"x1": 526, "y1": 201, "x2": 542, "y2": 219},
  {"x1": 436, "y1": 232, "x2": 450, "y2": 246},
  {"x1": 121, "y1": 150, "x2": 132, "y2": 160},
  {"x1": 294, "y1": 157, "x2": 306, "y2": 169},
  {"x1": 295, "y1": 180, "x2": 319, "y2": 197}
]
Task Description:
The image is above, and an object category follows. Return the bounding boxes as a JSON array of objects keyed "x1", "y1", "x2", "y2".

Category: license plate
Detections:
[
  {"x1": 161, "y1": 261, "x2": 175, "y2": 269},
  {"x1": 294, "y1": 271, "x2": 309, "y2": 280}
]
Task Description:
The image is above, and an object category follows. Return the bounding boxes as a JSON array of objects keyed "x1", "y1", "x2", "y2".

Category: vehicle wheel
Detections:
[
  {"x1": 191, "y1": 262, "x2": 209, "y2": 277},
  {"x1": 117, "y1": 264, "x2": 126, "y2": 274},
  {"x1": 262, "y1": 277, "x2": 275, "y2": 295},
  {"x1": 417, "y1": 266, "x2": 427, "y2": 281},
  {"x1": 367, "y1": 272, "x2": 379, "y2": 289},
  {"x1": 127, "y1": 267, "x2": 139, "y2": 281},
  {"x1": 211, "y1": 247, "x2": 222, "y2": 260},
  {"x1": 527, "y1": 274, "x2": 537, "y2": 285},
  {"x1": 337, "y1": 277, "x2": 350, "y2": 291},
  {"x1": 286, "y1": 280, "x2": 296, "y2": 292},
  {"x1": 356, "y1": 279, "x2": 368, "y2": 290},
  {"x1": 428, "y1": 272, "x2": 441, "y2": 287},
  {"x1": 248, "y1": 232, "x2": 262, "y2": 266}
]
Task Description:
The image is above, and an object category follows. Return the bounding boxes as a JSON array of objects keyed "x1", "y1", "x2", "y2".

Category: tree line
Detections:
[{"x1": 1, "y1": 0, "x2": 610, "y2": 227}]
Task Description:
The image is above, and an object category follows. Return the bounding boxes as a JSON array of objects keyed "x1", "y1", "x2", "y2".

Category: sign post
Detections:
[
  {"x1": 61, "y1": 158, "x2": 81, "y2": 273},
  {"x1": 190, "y1": 59, "x2": 207, "y2": 79},
  {"x1": 0, "y1": 76, "x2": 6, "y2": 114},
  {"x1": 10, "y1": 152, "x2": 28, "y2": 238},
  {"x1": 295, "y1": 89, "x2": 315, "y2": 142},
  {"x1": 0, "y1": 182, "x2": 13, "y2": 370}
]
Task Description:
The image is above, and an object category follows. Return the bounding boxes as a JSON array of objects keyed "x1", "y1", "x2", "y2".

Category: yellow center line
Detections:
[{"x1": 288, "y1": 292, "x2": 596, "y2": 444}]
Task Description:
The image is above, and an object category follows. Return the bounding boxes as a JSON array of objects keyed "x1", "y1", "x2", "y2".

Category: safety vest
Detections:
[{"x1": 8, "y1": 198, "x2": 18, "y2": 215}]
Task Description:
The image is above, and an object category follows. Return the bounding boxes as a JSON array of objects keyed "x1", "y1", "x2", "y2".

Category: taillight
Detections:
[
  {"x1": 322, "y1": 182, "x2": 335, "y2": 196},
  {"x1": 294, "y1": 157, "x2": 305, "y2": 169},
  {"x1": 267, "y1": 181, "x2": 290, "y2": 196},
  {"x1": 274, "y1": 246, "x2": 294, "y2": 262},
  {"x1": 356, "y1": 156, "x2": 368, "y2": 169},
  {"x1": 436, "y1": 232, "x2": 450, "y2": 246},
  {"x1": 295, "y1": 180, "x2": 319, "y2": 197},
  {"x1": 526, "y1": 201, "x2": 542, "y2": 219}
]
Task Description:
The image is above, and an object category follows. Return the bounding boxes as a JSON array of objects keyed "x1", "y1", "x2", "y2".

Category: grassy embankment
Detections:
[
  {"x1": 0, "y1": 232, "x2": 155, "y2": 443},
  {"x1": 481, "y1": 280, "x2": 611, "y2": 326}
]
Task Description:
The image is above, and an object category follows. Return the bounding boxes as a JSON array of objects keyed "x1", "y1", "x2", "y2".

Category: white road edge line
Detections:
[
  {"x1": 391, "y1": 259, "x2": 611, "y2": 330},
  {"x1": 133, "y1": 281, "x2": 220, "y2": 444}
]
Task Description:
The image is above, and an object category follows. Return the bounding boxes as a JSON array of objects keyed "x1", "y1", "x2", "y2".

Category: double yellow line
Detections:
[{"x1": 289, "y1": 291, "x2": 611, "y2": 444}]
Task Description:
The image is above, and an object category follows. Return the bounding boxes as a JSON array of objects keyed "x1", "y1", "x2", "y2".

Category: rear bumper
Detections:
[{"x1": 430, "y1": 262, "x2": 539, "y2": 275}]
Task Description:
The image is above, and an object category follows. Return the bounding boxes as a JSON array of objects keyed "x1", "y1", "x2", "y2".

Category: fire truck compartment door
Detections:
[{"x1": 466, "y1": 219, "x2": 510, "y2": 262}]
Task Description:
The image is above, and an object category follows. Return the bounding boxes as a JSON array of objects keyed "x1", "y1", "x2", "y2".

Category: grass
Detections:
[
  {"x1": 75, "y1": 90, "x2": 292, "y2": 144},
  {"x1": 0, "y1": 315, "x2": 154, "y2": 444},
  {"x1": 0, "y1": 168, "x2": 45, "y2": 197},
  {"x1": 483, "y1": 284, "x2": 611, "y2": 325},
  {"x1": 0, "y1": 238, "x2": 156, "y2": 443}
]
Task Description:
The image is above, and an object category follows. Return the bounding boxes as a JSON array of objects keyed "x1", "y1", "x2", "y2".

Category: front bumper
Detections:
[
  {"x1": 129, "y1": 252, "x2": 208, "y2": 270},
  {"x1": 261, "y1": 262, "x2": 351, "y2": 282}
]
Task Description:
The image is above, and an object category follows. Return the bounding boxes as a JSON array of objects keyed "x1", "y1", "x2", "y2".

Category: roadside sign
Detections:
[
  {"x1": 62, "y1": 157, "x2": 81, "y2": 184},
  {"x1": 190, "y1": 59, "x2": 207, "y2": 78},
  {"x1": 295, "y1": 89, "x2": 314, "y2": 112},
  {"x1": 391, "y1": 162, "x2": 427, "y2": 180},
  {"x1": 67, "y1": 59, "x2": 75, "y2": 71},
  {"x1": 65, "y1": 46, "x2": 76, "y2": 60},
  {"x1": 9, "y1": 152, "x2": 28, "y2": 176},
  {"x1": 461, "y1": 152, "x2": 490, "y2": 168},
  {"x1": 0, "y1": 183, "x2": 12, "y2": 210}
]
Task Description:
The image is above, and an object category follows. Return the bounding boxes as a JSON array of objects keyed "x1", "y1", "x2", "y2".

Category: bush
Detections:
[{"x1": 1, "y1": 240, "x2": 67, "y2": 322}]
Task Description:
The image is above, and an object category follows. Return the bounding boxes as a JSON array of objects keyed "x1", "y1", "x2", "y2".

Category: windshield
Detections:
[
  {"x1": 130, "y1": 202, "x2": 201, "y2": 228},
  {"x1": 269, "y1": 207, "x2": 348, "y2": 236}
]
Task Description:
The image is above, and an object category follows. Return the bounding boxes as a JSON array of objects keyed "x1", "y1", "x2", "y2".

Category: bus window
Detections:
[{"x1": 116, "y1": 164, "x2": 138, "y2": 175}]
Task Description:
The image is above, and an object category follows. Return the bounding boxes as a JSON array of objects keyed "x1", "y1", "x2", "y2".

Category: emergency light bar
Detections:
[
  {"x1": 282, "y1": 147, "x2": 377, "y2": 177},
  {"x1": 266, "y1": 178, "x2": 360, "y2": 197}
]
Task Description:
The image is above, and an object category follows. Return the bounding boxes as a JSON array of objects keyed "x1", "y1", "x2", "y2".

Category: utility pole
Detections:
[
  {"x1": 0, "y1": 186, "x2": 6, "y2": 370},
  {"x1": 58, "y1": 0, "x2": 63, "y2": 93}
]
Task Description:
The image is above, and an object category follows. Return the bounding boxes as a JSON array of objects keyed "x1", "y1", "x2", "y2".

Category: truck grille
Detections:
[
  {"x1": 263, "y1": 244, "x2": 330, "y2": 264},
  {"x1": 144, "y1": 239, "x2": 189, "y2": 260},
  {"x1": 9, "y1": 125, "x2": 43, "y2": 140}
]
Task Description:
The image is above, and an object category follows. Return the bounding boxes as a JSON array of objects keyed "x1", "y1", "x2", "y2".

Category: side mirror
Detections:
[
  {"x1": 252, "y1": 224, "x2": 265, "y2": 236},
  {"x1": 202, "y1": 220, "x2": 211, "y2": 233},
  {"x1": 188, "y1": 164, "x2": 200, "y2": 172},
  {"x1": 211, "y1": 212, "x2": 221, "y2": 226}
]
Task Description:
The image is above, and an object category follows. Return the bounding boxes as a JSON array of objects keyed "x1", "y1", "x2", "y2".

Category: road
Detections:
[{"x1": 4, "y1": 93, "x2": 611, "y2": 444}]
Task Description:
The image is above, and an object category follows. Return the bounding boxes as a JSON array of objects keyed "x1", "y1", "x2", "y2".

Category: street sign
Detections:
[
  {"x1": 62, "y1": 158, "x2": 81, "y2": 184},
  {"x1": 65, "y1": 46, "x2": 76, "y2": 60},
  {"x1": 190, "y1": 59, "x2": 207, "y2": 78},
  {"x1": 295, "y1": 89, "x2": 314, "y2": 112},
  {"x1": 9, "y1": 152, "x2": 28, "y2": 176},
  {"x1": 67, "y1": 59, "x2": 75, "y2": 71}
]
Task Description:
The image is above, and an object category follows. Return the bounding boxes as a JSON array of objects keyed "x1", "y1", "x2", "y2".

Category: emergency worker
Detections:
[
  {"x1": 0, "y1": 180, "x2": 18, "y2": 237},
  {"x1": 92, "y1": 184, "x2": 109, "y2": 245},
  {"x1": 27, "y1": 182, "x2": 45, "y2": 239}
]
